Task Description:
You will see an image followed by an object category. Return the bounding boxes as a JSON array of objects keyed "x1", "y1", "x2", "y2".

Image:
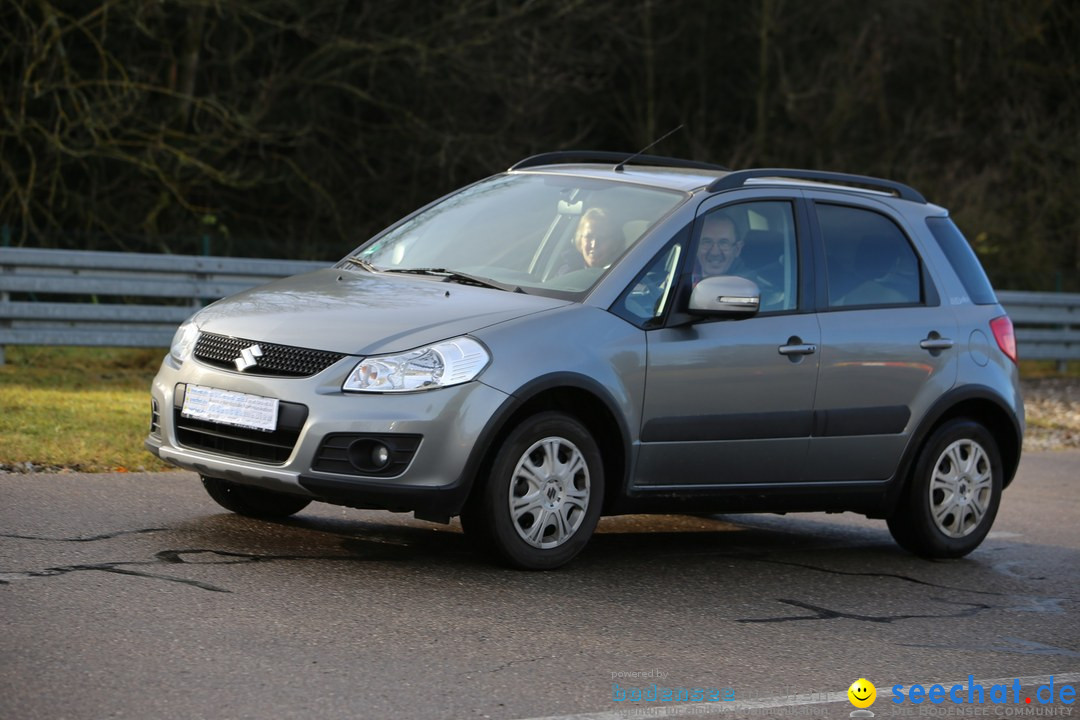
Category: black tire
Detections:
[
  {"x1": 461, "y1": 411, "x2": 604, "y2": 570},
  {"x1": 201, "y1": 476, "x2": 312, "y2": 518},
  {"x1": 887, "y1": 418, "x2": 1003, "y2": 558}
]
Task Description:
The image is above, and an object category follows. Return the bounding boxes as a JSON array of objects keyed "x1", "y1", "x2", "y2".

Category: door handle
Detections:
[
  {"x1": 778, "y1": 343, "x2": 817, "y2": 356},
  {"x1": 919, "y1": 337, "x2": 954, "y2": 351}
]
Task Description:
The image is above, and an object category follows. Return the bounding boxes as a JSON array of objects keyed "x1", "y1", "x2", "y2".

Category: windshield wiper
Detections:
[
  {"x1": 344, "y1": 256, "x2": 380, "y2": 272},
  {"x1": 384, "y1": 267, "x2": 522, "y2": 293}
]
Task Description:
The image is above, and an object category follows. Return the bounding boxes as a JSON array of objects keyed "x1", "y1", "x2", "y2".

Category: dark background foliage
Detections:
[{"x1": 2, "y1": 0, "x2": 1077, "y2": 289}]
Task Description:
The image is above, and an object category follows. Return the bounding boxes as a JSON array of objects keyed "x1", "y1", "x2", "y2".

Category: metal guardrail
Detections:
[
  {"x1": 0, "y1": 247, "x2": 326, "y2": 364},
  {"x1": 1, "y1": 248, "x2": 1077, "y2": 367},
  {"x1": 998, "y1": 290, "x2": 1080, "y2": 367}
]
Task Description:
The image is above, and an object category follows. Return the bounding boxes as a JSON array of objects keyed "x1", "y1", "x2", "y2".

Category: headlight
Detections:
[
  {"x1": 343, "y1": 337, "x2": 490, "y2": 393},
  {"x1": 169, "y1": 319, "x2": 200, "y2": 365}
]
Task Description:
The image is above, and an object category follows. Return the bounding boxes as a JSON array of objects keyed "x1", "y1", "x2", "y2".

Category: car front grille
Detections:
[
  {"x1": 173, "y1": 386, "x2": 309, "y2": 465},
  {"x1": 194, "y1": 332, "x2": 345, "y2": 377},
  {"x1": 150, "y1": 399, "x2": 161, "y2": 437}
]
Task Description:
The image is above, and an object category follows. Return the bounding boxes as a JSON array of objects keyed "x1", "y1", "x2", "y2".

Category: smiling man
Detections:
[{"x1": 695, "y1": 211, "x2": 744, "y2": 280}]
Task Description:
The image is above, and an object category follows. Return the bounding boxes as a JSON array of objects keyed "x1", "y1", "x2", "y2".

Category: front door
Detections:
[{"x1": 633, "y1": 198, "x2": 821, "y2": 489}]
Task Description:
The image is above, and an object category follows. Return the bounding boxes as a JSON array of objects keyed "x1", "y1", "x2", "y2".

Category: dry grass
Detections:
[{"x1": 1021, "y1": 378, "x2": 1080, "y2": 451}]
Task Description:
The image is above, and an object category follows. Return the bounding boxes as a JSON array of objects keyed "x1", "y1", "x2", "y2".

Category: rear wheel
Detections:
[
  {"x1": 461, "y1": 411, "x2": 604, "y2": 570},
  {"x1": 887, "y1": 418, "x2": 1002, "y2": 558},
  {"x1": 201, "y1": 476, "x2": 312, "y2": 518}
]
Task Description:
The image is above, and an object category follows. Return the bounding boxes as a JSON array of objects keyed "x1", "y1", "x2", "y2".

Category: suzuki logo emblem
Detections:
[{"x1": 234, "y1": 345, "x2": 263, "y2": 372}]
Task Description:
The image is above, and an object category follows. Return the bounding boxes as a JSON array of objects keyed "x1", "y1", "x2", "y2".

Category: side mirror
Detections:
[{"x1": 688, "y1": 276, "x2": 760, "y2": 316}]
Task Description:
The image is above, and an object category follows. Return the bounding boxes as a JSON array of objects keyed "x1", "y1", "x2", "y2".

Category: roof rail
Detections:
[
  {"x1": 708, "y1": 168, "x2": 926, "y2": 203},
  {"x1": 509, "y1": 151, "x2": 729, "y2": 173}
]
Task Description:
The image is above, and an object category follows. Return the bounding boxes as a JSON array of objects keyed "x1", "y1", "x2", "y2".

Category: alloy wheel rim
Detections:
[
  {"x1": 928, "y1": 439, "x2": 993, "y2": 538},
  {"x1": 508, "y1": 436, "x2": 591, "y2": 549}
]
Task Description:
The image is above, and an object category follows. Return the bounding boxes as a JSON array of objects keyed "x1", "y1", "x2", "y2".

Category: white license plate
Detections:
[{"x1": 181, "y1": 385, "x2": 279, "y2": 433}]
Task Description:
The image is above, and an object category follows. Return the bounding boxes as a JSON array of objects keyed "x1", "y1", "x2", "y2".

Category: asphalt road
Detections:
[{"x1": 2, "y1": 451, "x2": 1078, "y2": 720}]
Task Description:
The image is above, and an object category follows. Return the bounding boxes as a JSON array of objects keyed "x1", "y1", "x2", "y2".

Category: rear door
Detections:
[{"x1": 805, "y1": 197, "x2": 958, "y2": 482}]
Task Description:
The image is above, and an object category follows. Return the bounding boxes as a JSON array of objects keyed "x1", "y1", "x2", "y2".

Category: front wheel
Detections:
[
  {"x1": 887, "y1": 419, "x2": 1003, "y2": 558},
  {"x1": 461, "y1": 412, "x2": 604, "y2": 570},
  {"x1": 201, "y1": 476, "x2": 312, "y2": 518}
]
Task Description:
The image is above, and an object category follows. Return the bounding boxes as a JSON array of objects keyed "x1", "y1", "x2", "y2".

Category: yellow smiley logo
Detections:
[{"x1": 848, "y1": 678, "x2": 877, "y2": 708}]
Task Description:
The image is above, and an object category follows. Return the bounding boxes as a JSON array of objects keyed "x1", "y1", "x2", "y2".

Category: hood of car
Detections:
[{"x1": 193, "y1": 268, "x2": 571, "y2": 356}]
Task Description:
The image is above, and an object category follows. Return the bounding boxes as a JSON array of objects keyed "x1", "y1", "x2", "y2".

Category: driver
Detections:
[{"x1": 693, "y1": 211, "x2": 744, "y2": 283}]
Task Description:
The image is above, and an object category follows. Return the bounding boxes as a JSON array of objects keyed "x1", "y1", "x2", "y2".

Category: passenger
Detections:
[{"x1": 574, "y1": 208, "x2": 621, "y2": 269}]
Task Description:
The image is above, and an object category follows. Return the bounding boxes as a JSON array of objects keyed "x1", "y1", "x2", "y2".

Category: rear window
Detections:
[
  {"x1": 817, "y1": 203, "x2": 923, "y2": 309},
  {"x1": 925, "y1": 217, "x2": 997, "y2": 305}
]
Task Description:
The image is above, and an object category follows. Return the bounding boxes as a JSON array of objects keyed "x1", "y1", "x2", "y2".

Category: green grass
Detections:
[
  {"x1": 0, "y1": 346, "x2": 173, "y2": 472},
  {"x1": 1, "y1": 346, "x2": 1077, "y2": 473}
]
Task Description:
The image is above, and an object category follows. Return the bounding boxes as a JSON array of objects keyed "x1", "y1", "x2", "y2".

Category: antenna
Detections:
[{"x1": 614, "y1": 125, "x2": 685, "y2": 173}]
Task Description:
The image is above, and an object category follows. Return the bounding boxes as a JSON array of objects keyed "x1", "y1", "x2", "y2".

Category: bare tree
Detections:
[{"x1": 1, "y1": 0, "x2": 1076, "y2": 288}]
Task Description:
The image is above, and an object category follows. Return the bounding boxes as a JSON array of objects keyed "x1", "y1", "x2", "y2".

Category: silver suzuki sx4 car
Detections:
[{"x1": 146, "y1": 152, "x2": 1024, "y2": 569}]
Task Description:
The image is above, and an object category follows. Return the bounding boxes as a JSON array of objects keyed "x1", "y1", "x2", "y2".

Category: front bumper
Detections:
[{"x1": 146, "y1": 354, "x2": 511, "y2": 518}]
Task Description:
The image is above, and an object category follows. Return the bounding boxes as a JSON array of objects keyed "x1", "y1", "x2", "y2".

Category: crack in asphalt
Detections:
[
  {"x1": 655, "y1": 547, "x2": 1018, "y2": 597},
  {"x1": 0, "y1": 528, "x2": 168, "y2": 542},
  {"x1": 156, "y1": 548, "x2": 341, "y2": 565},
  {"x1": 0, "y1": 544, "x2": 416, "y2": 593},
  {"x1": 0, "y1": 561, "x2": 231, "y2": 592},
  {"x1": 0, "y1": 529, "x2": 1069, "y2": 619},
  {"x1": 742, "y1": 558, "x2": 1072, "y2": 611},
  {"x1": 657, "y1": 551, "x2": 1072, "y2": 613},
  {"x1": 738, "y1": 597, "x2": 992, "y2": 624},
  {"x1": 744, "y1": 557, "x2": 1025, "y2": 598},
  {"x1": 653, "y1": 534, "x2": 1065, "y2": 599},
  {"x1": 758, "y1": 557, "x2": 1000, "y2": 592}
]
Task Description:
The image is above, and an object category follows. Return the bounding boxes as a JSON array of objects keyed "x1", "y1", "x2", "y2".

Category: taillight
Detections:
[{"x1": 990, "y1": 315, "x2": 1017, "y2": 364}]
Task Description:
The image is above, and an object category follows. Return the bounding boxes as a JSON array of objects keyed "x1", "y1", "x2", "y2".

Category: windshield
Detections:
[{"x1": 343, "y1": 173, "x2": 687, "y2": 298}]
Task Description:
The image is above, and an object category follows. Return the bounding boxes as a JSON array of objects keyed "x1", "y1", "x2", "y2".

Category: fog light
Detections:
[
  {"x1": 347, "y1": 438, "x2": 393, "y2": 473},
  {"x1": 371, "y1": 443, "x2": 390, "y2": 469}
]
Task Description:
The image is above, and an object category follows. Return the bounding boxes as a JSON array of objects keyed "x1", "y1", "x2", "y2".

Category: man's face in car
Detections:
[{"x1": 697, "y1": 217, "x2": 741, "y2": 276}]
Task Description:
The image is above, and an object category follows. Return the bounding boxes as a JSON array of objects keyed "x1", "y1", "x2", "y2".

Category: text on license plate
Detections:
[{"x1": 181, "y1": 385, "x2": 279, "y2": 432}]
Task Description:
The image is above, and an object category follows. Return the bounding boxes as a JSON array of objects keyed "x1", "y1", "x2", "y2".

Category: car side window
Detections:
[
  {"x1": 613, "y1": 241, "x2": 685, "y2": 327},
  {"x1": 817, "y1": 203, "x2": 923, "y2": 309},
  {"x1": 691, "y1": 201, "x2": 799, "y2": 313}
]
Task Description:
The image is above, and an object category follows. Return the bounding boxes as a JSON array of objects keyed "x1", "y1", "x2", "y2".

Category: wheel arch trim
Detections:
[
  {"x1": 464, "y1": 373, "x2": 634, "y2": 513},
  {"x1": 888, "y1": 384, "x2": 1023, "y2": 508}
]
